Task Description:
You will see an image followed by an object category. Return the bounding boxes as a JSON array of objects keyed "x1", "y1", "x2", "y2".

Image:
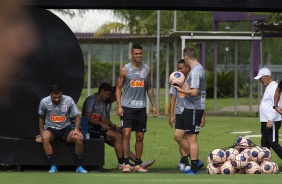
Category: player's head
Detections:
[
  {"x1": 131, "y1": 43, "x2": 143, "y2": 63},
  {"x1": 98, "y1": 82, "x2": 113, "y2": 101},
  {"x1": 50, "y1": 84, "x2": 62, "y2": 105},
  {"x1": 254, "y1": 67, "x2": 272, "y2": 87},
  {"x1": 183, "y1": 46, "x2": 197, "y2": 65},
  {"x1": 177, "y1": 59, "x2": 190, "y2": 77},
  {"x1": 106, "y1": 86, "x2": 117, "y2": 104}
]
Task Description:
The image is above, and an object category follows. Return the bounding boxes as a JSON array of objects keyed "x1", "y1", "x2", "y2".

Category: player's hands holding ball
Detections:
[{"x1": 169, "y1": 71, "x2": 185, "y2": 92}]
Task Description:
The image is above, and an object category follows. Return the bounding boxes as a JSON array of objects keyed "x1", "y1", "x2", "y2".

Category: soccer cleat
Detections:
[
  {"x1": 197, "y1": 160, "x2": 204, "y2": 169},
  {"x1": 134, "y1": 165, "x2": 148, "y2": 172},
  {"x1": 183, "y1": 166, "x2": 191, "y2": 172},
  {"x1": 48, "y1": 165, "x2": 57, "y2": 173},
  {"x1": 129, "y1": 163, "x2": 135, "y2": 170},
  {"x1": 76, "y1": 166, "x2": 88, "y2": 173},
  {"x1": 117, "y1": 163, "x2": 125, "y2": 170},
  {"x1": 122, "y1": 164, "x2": 132, "y2": 173},
  {"x1": 178, "y1": 163, "x2": 185, "y2": 172},
  {"x1": 140, "y1": 160, "x2": 155, "y2": 169},
  {"x1": 185, "y1": 170, "x2": 199, "y2": 175}
]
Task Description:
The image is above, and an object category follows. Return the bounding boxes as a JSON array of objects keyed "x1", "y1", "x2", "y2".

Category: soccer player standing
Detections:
[
  {"x1": 116, "y1": 43, "x2": 158, "y2": 173},
  {"x1": 173, "y1": 46, "x2": 206, "y2": 175},
  {"x1": 169, "y1": 59, "x2": 204, "y2": 172}
]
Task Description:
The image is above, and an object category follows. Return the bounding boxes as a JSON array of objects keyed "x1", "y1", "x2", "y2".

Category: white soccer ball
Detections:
[
  {"x1": 206, "y1": 163, "x2": 221, "y2": 174},
  {"x1": 209, "y1": 148, "x2": 226, "y2": 164},
  {"x1": 241, "y1": 148, "x2": 251, "y2": 161},
  {"x1": 169, "y1": 71, "x2": 185, "y2": 87},
  {"x1": 225, "y1": 148, "x2": 239, "y2": 161},
  {"x1": 231, "y1": 153, "x2": 249, "y2": 169},
  {"x1": 207, "y1": 156, "x2": 212, "y2": 164},
  {"x1": 261, "y1": 147, "x2": 272, "y2": 161},
  {"x1": 260, "y1": 161, "x2": 274, "y2": 174},
  {"x1": 245, "y1": 161, "x2": 261, "y2": 174},
  {"x1": 220, "y1": 161, "x2": 235, "y2": 174},
  {"x1": 235, "y1": 136, "x2": 252, "y2": 152},
  {"x1": 271, "y1": 161, "x2": 279, "y2": 174},
  {"x1": 250, "y1": 146, "x2": 265, "y2": 162}
]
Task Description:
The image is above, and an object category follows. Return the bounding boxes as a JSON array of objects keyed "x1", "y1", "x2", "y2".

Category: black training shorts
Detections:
[
  {"x1": 120, "y1": 107, "x2": 147, "y2": 132},
  {"x1": 182, "y1": 109, "x2": 204, "y2": 134}
]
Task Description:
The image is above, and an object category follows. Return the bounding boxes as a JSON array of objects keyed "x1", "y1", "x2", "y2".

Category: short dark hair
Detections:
[
  {"x1": 112, "y1": 86, "x2": 116, "y2": 93},
  {"x1": 50, "y1": 84, "x2": 62, "y2": 94},
  {"x1": 177, "y1": 59, "x2": 185, "y2": 65},
  {"x1": 183, "y1": 46, "x2": 196, "y2": 59},
  {"x1": 98, "y1": 82, "x2": 113, "y2": 93},
  {"x1": 131, "y1": 43, "x2": 142, "y2": 51}
]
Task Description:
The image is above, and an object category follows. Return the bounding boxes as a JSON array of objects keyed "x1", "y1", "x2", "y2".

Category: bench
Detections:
[{"x1": 0, "y1": 136, "x2": 104, "y2": 171}]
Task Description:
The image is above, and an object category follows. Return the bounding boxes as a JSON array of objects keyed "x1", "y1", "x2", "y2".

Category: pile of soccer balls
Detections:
[{"x1": 206, "y1": 136, "x2": 279, "y2": 174}]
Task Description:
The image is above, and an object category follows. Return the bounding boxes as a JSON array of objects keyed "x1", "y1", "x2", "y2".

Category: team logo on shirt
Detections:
[
  {"x1": 91, "y1": 113, "x2": 101, "y2": 120},
  {"x1": 140, "y1": 69, "x2": 147, "y2": 78},
  {"x1": 61, "y1": 105, "x2": 68, "y2": 112},
  {"x1": 130, "y1": 100, "x2": 143, "y2": 107},
  {"x1": 130, "y1": 79, "x2": 144, "y2": 87},
  {"x1": 50, "y1": 115, "x2": 66, "y2": 123},
  {"x1": 179, "y1": 83, "x2": 189, "y2": 98}
]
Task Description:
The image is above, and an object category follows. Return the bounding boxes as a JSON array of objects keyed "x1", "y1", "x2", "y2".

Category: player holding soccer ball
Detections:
[
  {"x1": 169, "y1": 59, "x2": 204, "y2": 172},
  {"x1": 172, "y1": 46, "x2": 206, "y2": 175}
]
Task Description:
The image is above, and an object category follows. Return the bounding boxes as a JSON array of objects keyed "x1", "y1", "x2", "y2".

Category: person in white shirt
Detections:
[{"x1": 254, "y1": 67, "x2": 282, "y2": 159}]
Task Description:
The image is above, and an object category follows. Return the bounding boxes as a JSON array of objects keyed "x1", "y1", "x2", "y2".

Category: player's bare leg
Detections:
[{"x1": 122, "y1": 128, "x2": 132, "y2": 172}]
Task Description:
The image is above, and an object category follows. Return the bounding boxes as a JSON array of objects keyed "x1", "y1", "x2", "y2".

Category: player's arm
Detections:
[
  {"x1": 72, "y1": 114, "x2": 83, "y2": 139},
  {"x1": 147, "y1": 66, "x2": 158, "y2": 117},
  {"x1": 39, "y1": 115, "x2": 45, "y2": 136},
  {"x1": 116, "y1": 66, "x2": 126, "y2": 117},
  {"x1": 73, "y1": 114, "x2": 81, "y2": 130},
  {"x1": 85, "y1": 112, "x2": 110, "y2": 130},
  {"x1": 274, "y1": 87, "x2": 282, "y2": 114},
  {"x1": 36, "y1": 100, "x2": 46, "y2": 142},
  {"x1": 200, "y1": 112, "x2": 206, "y2": 128},
  {"x1": 169, "y1": 94, "x2": 176, "y2": 127},
  {"x1": 173, "y1": 86, "x2": 199, "y2": 97}
]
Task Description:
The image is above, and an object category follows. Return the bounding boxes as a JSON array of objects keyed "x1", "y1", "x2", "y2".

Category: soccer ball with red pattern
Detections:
[
  {"x1": 245, "y1": 161, "x2": 261, "y2": 174},
  {"x1": 209, "y1": 148, "x2": 226, "y2": 164},
  {"x1": 271, "y1": 161, "x2": 279, "y2": 174},
  {"x1": 225, "y1": 148, "x2": 239, "y2": 161},
  {"x1": 231, "y1": 153, "x2": 249, "y2": 169},
  {"x1": 241, "y1": 148, "x2": 251, "y2": 161},
  {"x1": 206, "y1": 163, "x2": 221, "y2": 174},
  {"x1": 262, "y1": 147, "x2": 272, "y2": 161},
  {"x1": 250, "y1": 146, "x2": 265, "y2": 162},
  {"x1": 169, "y1": 71, "x2": 185, "y2": 87},
  {"x1": 220, "y1": 161, "x2": 235, "y2": 174},
  {"x1": 235, "y1": 136, "x2": 252, "y2": 151},
  {"x1": 260, "y1": 161, "x2": 274, "y2": 174}
]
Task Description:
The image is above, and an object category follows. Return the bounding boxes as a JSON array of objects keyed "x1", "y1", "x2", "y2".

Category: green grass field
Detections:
[
  {"x1": 1, "y1": 88, "x2": 280, "y2": 183},
  {"x1": 1, "y1": 116, "x2": 282, "y2": 183}
]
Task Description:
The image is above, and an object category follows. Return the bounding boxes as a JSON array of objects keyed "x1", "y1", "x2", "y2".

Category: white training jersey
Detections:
[{"x1": 259, "y1": 81, "x2": 282, "y2": 122}]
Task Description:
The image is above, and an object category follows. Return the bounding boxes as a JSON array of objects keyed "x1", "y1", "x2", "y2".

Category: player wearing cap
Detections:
[{"x1": 254, "y1": 67, "x2": 282, "y2": 160}]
